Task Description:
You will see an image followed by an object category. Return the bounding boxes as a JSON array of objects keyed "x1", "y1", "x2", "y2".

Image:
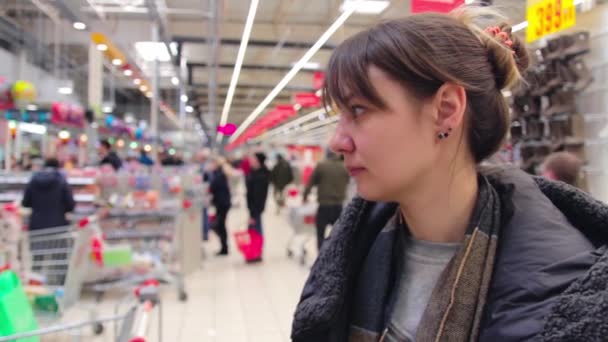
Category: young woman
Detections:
[{"x1": 291, "y1": 8, "x2": 608, "y2": 342}]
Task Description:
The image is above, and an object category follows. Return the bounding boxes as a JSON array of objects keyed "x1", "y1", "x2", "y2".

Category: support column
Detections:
[
  {"x1": 88, "y1": 41, "x2": 103, "y2": 163},
  {"x1": 179, "y1": 53, "x2": 187, "y2": 131},
  {"x1": 151, "y1": 23, "x2": 160, "y2": 160}
]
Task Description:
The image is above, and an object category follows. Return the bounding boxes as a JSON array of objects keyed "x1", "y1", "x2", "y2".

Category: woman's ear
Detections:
[{"x1": 434, "y1": 83, "x2": 467, "y2": 131}]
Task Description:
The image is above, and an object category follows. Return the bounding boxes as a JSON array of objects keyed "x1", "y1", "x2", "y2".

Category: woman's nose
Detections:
[{"x1": 329, "y1": 124, "x2": 354, "y2": 155}]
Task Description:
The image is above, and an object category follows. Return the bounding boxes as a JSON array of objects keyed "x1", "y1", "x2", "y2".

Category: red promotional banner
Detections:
[
  {"x1": 411, "y1": 0, "x2": 464, "y2": 13},
  {"x1": 275, "y1": 105, "x2": 297, "y2": 117},
  {"x1": 313, "y1": 71, "x2": 325, "y2": 90},
  {"x1": 295, "y1": 92, "x2": 321, "y2": 108}
]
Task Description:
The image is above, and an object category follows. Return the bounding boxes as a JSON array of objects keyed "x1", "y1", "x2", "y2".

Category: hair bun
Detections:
[{"x1": 484, "y1": 23, "x2": 530, "y2": 90}]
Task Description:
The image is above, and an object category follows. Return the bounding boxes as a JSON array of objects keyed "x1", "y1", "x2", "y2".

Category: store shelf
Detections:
[
  {"x1": 0, "y1": 193, "x2": 95, "y2": 202},
  {"x1": 0, "y1": 176, "x2": 95, "y2": 186}
]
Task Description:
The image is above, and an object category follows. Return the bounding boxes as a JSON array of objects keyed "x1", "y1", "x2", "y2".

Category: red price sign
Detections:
[{"x1": 527, "y1": 0, "x2": 576, "y2": 43}]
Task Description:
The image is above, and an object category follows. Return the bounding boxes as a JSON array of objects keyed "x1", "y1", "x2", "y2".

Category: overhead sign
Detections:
[
  {"x1": 526, "y1": 0, "x2": 576, "y2": 43},
  {"x1": 295, "y1": 92, "x2": 321, "y2": 108},
  {"x1": 411, "y1": 0, "x2": 464, "y2": 14}
]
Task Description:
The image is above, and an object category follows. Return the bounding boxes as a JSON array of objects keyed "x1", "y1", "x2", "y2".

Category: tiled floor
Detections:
[{"x1": 51, "y1": 196, "x2": 317, "y2": 342}]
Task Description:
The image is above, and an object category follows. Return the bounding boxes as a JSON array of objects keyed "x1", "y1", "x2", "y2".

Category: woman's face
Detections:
[{"x1": 330, "y1": 66, "x2": 441, "y2": 202}]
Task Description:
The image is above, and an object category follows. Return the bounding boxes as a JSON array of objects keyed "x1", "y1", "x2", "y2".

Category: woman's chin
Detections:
[{"x1": 355, "y1": 182, "x2": 389, "y2": 202}]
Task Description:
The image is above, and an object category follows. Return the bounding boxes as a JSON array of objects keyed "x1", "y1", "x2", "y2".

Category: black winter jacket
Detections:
[
  {"x1": 22, "y1": 169, "x2": 76, "y2": 230},
  {"x1": 100, "y1": 151, "x2": 122, "y2": 171},
  {"x1": 246, "y1": 167, "x2": 270, "y2": 217},
  {"x1": 210, "y1": 169, "x2": 231, "y2": 209},
  {"x1": 292, "y1": 167, "x2": 608, "y2": 341},
  {"x1": 270, "y1": 159, "x2": 294, "y2": 190}
]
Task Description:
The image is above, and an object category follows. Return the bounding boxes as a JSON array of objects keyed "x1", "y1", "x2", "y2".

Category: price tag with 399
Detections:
[{"x1": 527, "y1": 0, "x2": 576, "y2": 43}]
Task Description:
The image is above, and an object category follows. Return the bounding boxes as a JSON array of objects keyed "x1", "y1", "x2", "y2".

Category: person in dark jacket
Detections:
[
  {"x1": 209, "y1": 157, "x2": 232, "y2": 256},
  {"x1": 99, "y1": 140, "x2": 122, "y2": 171},
  {"x1": 138, "y1": 149, "x2": 154, "y2": 166},
  {"x1": 22, "y1": 158, "x2": 75, "y2": 230},
  {"x1": 246, "y1": 153, "x2": 270, "y2": 235},
  {"x1": 303, "y1": 151, "x2": 350, "y2": 250},
  {"x1": 270, "y1": 154, "x2": 294, "y2": 213},
  {"x1": 292, "y1": 10, "x2": 608, "y2": 342}
]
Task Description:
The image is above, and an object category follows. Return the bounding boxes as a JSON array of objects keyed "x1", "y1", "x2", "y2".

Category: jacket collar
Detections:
[{"x1": 292, "y1": 167, "x2": 608, "y2": 340}]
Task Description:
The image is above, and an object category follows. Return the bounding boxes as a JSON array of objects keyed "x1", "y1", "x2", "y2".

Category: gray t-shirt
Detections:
[{"x1": 387, "y1": 228, "x2": 461, "y2": 341}]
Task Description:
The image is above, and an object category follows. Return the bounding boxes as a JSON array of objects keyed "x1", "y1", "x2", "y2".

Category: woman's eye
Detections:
[{"x1": 351, "y1": 105, "x2": 366, "y2": 117}]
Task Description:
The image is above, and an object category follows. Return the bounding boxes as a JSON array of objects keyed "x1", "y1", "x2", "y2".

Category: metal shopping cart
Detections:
[
  {"x1": 0, "y1": 280, "x2": 163, "y2": 342},
  {"x1": 17, "y1": 222, "x2": 104, "y2": 336},
  {"x1": 85, "y1": 207, "x2": 196, "y2": 302},
  {"x1": 286, "y1": 202, "x2": 318, "y2": 266}
]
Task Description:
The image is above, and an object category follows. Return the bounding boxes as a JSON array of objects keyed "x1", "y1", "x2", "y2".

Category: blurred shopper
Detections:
[
  {"x1": 542, "y1": 151, "x2": 583, "y2": 186},
  {"x1": 138, "y1": 149, "x2": 154, "y2": 166},
  {"x1": 303, "y1": 151, "x2": 349, "y2": 250},
  {"x1": 209, "y1": 157, "x2": 232, "y2": 256},
  {"x1": 292, "y1": 10, "x2": 608, "y2": 342},
  {"x1": 246, "y1": 153, "x2": 270, "y2": 235},
  {"x1": 270, "y1": 154, "x2": 294, "y2": 214},
  {"x1": 22, "y1": 158, "x2": 75, "y2": 230},
  {"x1": 196, "y1": 149, "x2": 212, "y2": 241},
  {"x1": 99, "y1": 140, "x2": 122, "y2": 171}
]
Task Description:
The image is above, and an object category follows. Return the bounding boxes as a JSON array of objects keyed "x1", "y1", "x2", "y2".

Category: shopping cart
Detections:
[
  {"x1": 85, "y1": 210, "x2": 190, "y2": 302},
  {"x1": 0, "y1": 279, "x2": 163, "y2": 342},
  {"x1": 287, "y1": 202, "x2": 318, "y2": 266},
  {"x1": 16, "y1": 222, "x2": 105, "y2": 336}
]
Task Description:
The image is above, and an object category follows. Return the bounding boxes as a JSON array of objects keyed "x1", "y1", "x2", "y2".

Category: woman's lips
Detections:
[{"x1": 347, "y1": 167, "x2": 366, "y2": 177}]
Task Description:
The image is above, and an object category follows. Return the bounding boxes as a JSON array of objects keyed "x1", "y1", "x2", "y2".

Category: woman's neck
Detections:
[{"x1": 399, "y1": 164, "x2": 479, "y2": 243}]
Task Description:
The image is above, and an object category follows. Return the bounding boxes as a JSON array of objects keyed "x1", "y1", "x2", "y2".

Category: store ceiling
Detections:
[{"x1": 0, "y1": 0, "x2": 529, "y2": 141}]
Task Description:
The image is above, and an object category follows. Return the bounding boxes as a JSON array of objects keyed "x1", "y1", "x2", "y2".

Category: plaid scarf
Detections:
[{"x1": 409, "y1": 177, "x2": 503, "y2": 342}]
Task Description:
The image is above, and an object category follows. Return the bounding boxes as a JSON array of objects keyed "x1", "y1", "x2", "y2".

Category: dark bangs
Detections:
[
  {"x1": 323, "y1": 18, "x2": 449, "y2": 113},
  {"x1": 323, "y1": 30, "x2": 387, "y2": 113}
]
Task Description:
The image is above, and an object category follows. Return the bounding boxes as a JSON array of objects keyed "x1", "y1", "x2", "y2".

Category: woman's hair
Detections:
[{"x1": 323, "y1": 7, "x2": 530, "y2": 162}]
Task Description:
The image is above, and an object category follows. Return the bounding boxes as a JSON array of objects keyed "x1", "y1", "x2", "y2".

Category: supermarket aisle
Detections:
[{"x1": 61, "y1": 198, "x2": 316, "y2": 342}]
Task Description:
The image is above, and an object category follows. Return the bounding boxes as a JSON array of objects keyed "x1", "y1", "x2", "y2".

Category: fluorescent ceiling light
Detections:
[
  {"x1": 134, "y1": 78, "x2": 141, "y2": 85},
  {"x1": 255, "y1": 108, "x2": 327, "y2": 142},
  {"x1": 123, "y1": 69, "x2": 133, "y2": 76},
  {"x1": 139, "y1": 85, "x2": 148, "y2": 92},
  {"x1": 96, "y1": 44, "x2": 108, "y2": 51},
  {"x1": 58, "y1": 86, "x2": 73, "y2": 95},
  {"x1": 19, "y1": 122, "x2": 46, "y2": 135},
  {"x1": 181, "y1": 95, "x2": 188, "y2": 102},
  {"x1": 293, "y1": 62, "x2": 321, "y2": 70},
  {"x1": 512, "y1": 21, "x2": 529, "y2": 33},
  {"x1": 102, "y1": 105, "x2": 113, "y2": 113},
  {"x1": 340, "y1": 0, "x2": 389, "y2": 15},
  {"x1": 73, "y1": 22, "x2": 87, "y2": 30},
  {"x1": 186, "y1": 105, "x2": 194, "y2": 113},
  {"x1": 171, "y1": 76, "x2": 180, "y2": 86},
  {"x1": 465, "y1": 0, "x2": 475, "y2": 4},
  {"x1": 217, "y1": 0, "x2": 260, "y2": 143},
  {"x1": 58, "y1": 130, "x2": 71, "y2": 140},
  {"x1": 230, "y1": 1, "x2": 360, "y2": 142},
  {"x1": 135, "y1": 41, "x2": 171, "y2": 62},
  {"x1": 112, "y1": 58, "x2": 123, "y2": 66},
  {"x1": 26, "y1": 104, "x2": 37, "y2": 111}
]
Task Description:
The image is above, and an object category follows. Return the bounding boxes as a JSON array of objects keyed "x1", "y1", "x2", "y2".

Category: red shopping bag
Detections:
[{"x1": 233, "y1": 228, "x2": 263, "y2": 262}]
